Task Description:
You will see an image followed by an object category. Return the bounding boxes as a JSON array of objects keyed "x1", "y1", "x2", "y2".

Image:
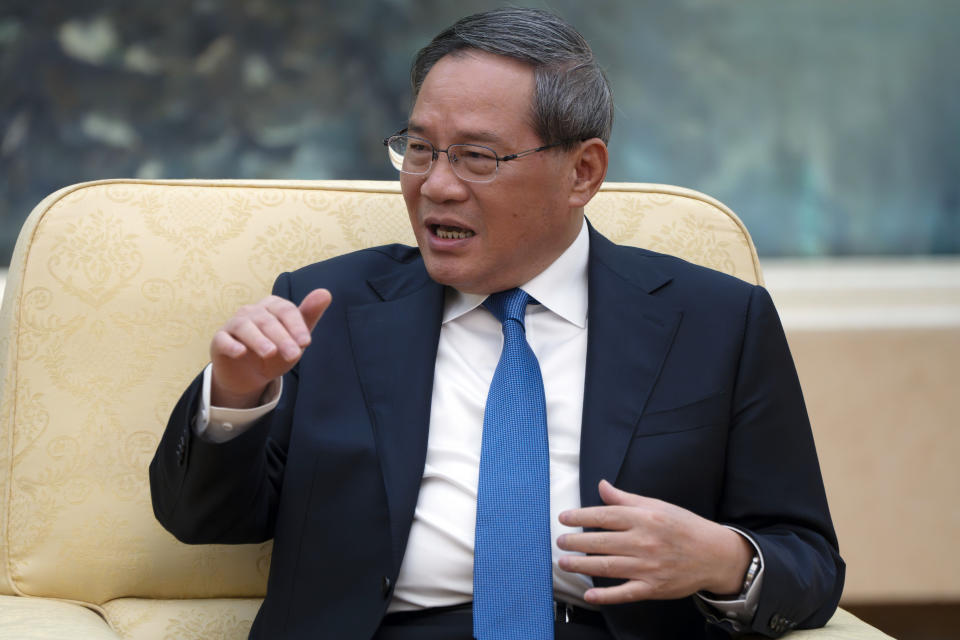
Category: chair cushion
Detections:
[
  {"x1": 0, "y1": 594, "x2": 120, "y2": 639},
  {"x1": 102, "y1": 597, "x2": 261, "y2": 640}
]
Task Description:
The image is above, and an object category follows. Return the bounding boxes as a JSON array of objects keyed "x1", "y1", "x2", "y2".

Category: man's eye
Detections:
[
  {"x1": 408, "y1": 143, "x2": 430, "y2": 153},
  {"x1": 461, "y1": 148, "x2": 495, "y2": 161}
]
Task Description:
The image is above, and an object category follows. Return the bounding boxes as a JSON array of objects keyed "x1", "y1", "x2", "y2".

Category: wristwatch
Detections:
[{"x1": 739, "y1": 553, "x2": 761, "y2": 598}]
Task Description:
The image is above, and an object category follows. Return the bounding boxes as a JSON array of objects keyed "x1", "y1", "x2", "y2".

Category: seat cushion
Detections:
[
  {"x1": 101, "y1": 597, "x2": 261, "y2": 640},
  {"x1": 0, "y1": 594, "x2": 120, "y2": 639}
]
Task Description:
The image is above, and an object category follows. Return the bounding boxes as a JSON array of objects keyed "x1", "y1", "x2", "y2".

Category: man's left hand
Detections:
[{"x1": 557, "y1": 480, "x2": 752, "y2": 605}]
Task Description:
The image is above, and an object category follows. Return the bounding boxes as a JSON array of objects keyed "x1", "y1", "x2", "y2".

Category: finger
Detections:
[
  {"x1": 583, "y1": 581, "x2": 655, "y2": 605},
  {"x1": 254, "y1": 312, "x2": 305, "y2": 361},
  {"x1": 558, "y1": 505, "x2": 637, "y2": 531},
  {"x1": 598, "y1": 479, "x2": 650, "y2": 508},
  {"x1": 299, "y1": 288, "x2": 332, "y2": 335},
  {"x1": 211, "y1": 329, "x2": 247, "y2": 359},
  {"x1": 267, "y1": 298, "x2": 314, "y2": 349},
  {"x1": 557, "y1": 530, "x2": 635, "y2": 555},
  {"x1": 557, "y1": 553, "x2": 646, "y2": 580},
  {"x1": 226, "y1": 317, "x2": 280, "y2": 359}
]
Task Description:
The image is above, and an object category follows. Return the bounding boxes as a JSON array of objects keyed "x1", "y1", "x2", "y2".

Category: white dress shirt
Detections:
[
  {"x1": 388, "y1": 222, "x2": 592, "y2": 611},
  {"x1": 196, "y1": 220, "x2": 761, "y2": 623}
]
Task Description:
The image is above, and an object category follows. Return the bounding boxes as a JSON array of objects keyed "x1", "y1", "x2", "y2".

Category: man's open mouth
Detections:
[{"x1": 432, "y1": 224, "x2": 476, "y2": 239}]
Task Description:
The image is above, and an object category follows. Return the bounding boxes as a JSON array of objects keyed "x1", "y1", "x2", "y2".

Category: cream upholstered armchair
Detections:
[{"x1": 0, "y1": 180, "x2": 890, "y2": 639}]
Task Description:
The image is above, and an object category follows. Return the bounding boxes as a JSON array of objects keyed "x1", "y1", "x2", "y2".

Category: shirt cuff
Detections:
[
  {"x1": 195, "y1": 363, "x2": 283, "y2": 443},
  {"x1": 695, "y1": 526, "x2": 764, "y2": 627}
]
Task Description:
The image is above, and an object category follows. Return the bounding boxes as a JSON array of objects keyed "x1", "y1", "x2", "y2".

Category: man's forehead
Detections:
[
  {"x1": 414, "y1": 49, "x2": 535, "y2": 98},
  {"x1": 406, "y1": 121, "x2": 506, "y2": 145},
  {"x1": 407, "y1": 50, "x2": 536, "y2": 144}
]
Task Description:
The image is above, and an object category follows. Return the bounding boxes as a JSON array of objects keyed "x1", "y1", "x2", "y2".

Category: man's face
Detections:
[{"x1": 401, "y1": 50, "x2": 583, "y2": 295}]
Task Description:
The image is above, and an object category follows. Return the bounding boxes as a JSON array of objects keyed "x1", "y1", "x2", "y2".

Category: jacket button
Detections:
[
  {"x1": 381, "y1": 576, "x2": 392, "y2": 598},
  {"x1": 769, "y1": 614, "x2": 781, "y2": 630},
  {"x1": 176, "y1": 432, "x2": 188, "y2": 465}
]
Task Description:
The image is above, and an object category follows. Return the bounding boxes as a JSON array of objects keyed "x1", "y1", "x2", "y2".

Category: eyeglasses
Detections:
[{"x1": 383, "y1": 128, "x2": 569, "y2": 183}]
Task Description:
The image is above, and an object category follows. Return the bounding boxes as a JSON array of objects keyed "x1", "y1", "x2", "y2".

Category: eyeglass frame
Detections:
[{"x1": 382, "y1": 128, "x2": 575, "y2": 183}]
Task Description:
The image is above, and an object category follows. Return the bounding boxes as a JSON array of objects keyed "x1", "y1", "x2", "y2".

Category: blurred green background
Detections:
[{"x1": 1, "y1": 0, "x2": 957, "y2": 264}]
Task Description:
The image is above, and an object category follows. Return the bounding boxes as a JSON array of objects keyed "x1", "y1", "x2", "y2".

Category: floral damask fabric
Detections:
[
  {"x1": 102, "y1": 597, "x2": 262, "y2": 640},
  {"x1": 0, "y1": 594, "x2": 121, "y2": 639},
  {"x1": 0, "y1": 180, "x2": 762, "y2": 638}
]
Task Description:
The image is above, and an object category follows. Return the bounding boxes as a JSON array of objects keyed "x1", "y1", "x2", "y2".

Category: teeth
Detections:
[{"x1": 435, "y1": 226, "x2": 475, "y2": 239}]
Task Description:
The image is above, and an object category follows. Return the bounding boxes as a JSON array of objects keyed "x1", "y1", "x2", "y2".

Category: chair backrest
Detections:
[{"x1": 0, "y1": 179, "x2": 761, "y2": 605}]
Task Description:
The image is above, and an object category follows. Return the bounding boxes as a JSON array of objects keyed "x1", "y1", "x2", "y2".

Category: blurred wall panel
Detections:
[{"x1": 1, "y1": 0, "x2": 958, "y2": 263}]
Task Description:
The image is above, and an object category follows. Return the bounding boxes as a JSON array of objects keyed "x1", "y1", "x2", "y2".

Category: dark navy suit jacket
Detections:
[{"x1": 150, "y1": 226, "x2": 843, "y2": 639}]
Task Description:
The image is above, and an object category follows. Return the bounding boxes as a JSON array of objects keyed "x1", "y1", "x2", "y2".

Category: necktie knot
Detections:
[{"x1": 483, "y1": 288, "x2": 531, "y2": 328}]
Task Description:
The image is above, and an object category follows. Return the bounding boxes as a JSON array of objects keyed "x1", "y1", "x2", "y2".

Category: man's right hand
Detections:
[{"x1": 209, "y1": 288, "x2": 332, "y2": 409}]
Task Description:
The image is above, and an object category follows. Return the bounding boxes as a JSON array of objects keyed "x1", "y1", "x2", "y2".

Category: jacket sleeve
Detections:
[
  {"x1": 149, "y1": 272, "x2": 299, "y2": 545},
  {"x1": 717, "y1": 285, "x2": 845, "y2": 637}
]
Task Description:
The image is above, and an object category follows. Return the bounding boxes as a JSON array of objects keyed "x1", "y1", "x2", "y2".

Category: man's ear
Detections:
[{"x1": 568, "y1": 138, "x2": 609, "y2": 208}]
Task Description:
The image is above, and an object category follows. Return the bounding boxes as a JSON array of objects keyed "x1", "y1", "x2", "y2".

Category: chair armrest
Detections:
[
  {"x1": 744, "y1": 608, "x2": 893, "y2": 639},
  {"x1": 0, "y1": 595, "x2": 121, "y2": 640}
]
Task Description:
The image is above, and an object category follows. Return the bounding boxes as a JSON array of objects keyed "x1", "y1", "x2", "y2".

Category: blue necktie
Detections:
[{"x1": 473, "y1": 288, "x2": 553, "y2": 640}]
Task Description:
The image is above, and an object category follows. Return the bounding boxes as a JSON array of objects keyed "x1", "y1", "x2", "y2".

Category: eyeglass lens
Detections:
[{"x1": 387, "y1": 136, "x2": 498, "y2": 182}]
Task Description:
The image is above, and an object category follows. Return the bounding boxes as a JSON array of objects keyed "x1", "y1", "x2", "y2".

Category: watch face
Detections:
[{"x1": 741, "y1": 555, "x2": 760, "y2": 594}]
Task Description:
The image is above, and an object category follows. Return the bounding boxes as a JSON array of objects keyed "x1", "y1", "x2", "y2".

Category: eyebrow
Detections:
[{"x1": 406, "y1": 122, "x2": 505, "y2": 146}]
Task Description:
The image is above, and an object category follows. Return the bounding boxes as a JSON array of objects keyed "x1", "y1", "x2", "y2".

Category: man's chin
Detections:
[
  {"x1": 424, "y1": 267, "x2": 472, "y2": 291},
  {"x1": 423, "y1": 261, "x2": 487, "y2": 294}
]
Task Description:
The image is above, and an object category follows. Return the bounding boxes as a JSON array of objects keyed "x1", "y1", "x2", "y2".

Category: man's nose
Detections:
[{"x1": 420, "y1": 151, "x2": 469, "y2": 202}]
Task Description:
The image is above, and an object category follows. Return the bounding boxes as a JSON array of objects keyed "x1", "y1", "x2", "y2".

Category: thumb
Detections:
[
  {"x1": 598, "y1": 479, "x2": 647, "y2": 507},
  {"x1": 299, "y1": 288, "x2": 332, "y2": 333}
]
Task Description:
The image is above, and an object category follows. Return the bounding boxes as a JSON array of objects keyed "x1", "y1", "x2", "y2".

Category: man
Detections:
[{"x1": 150, "y1": 8, "x2": 843, "y2": 640}]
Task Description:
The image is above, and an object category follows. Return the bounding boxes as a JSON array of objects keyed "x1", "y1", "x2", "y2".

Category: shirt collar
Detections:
[{"x1": 442, "y1": 220, "x2": 589, "y2": 328}]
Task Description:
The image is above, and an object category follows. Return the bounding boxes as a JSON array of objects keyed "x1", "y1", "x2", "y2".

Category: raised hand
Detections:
[
  {"x1": 557, "y1": 480, "x2": 752, "y2": 605},
  {"x1": 209, "y1": 288, "x2": 332, "y2": 408}
]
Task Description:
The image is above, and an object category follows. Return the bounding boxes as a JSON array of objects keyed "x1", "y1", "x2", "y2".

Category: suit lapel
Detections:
[
  {"x1": 579, "y1": 228, "x2": 683, "y2": 508},
  {"x1": 346, "y1": 261, "x2": 444, "y2": 573}
]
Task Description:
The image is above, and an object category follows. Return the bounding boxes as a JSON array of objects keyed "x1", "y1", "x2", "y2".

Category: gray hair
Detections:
[{"x1": 410, "y1": 8, "x2": 613, "y2": 148}]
